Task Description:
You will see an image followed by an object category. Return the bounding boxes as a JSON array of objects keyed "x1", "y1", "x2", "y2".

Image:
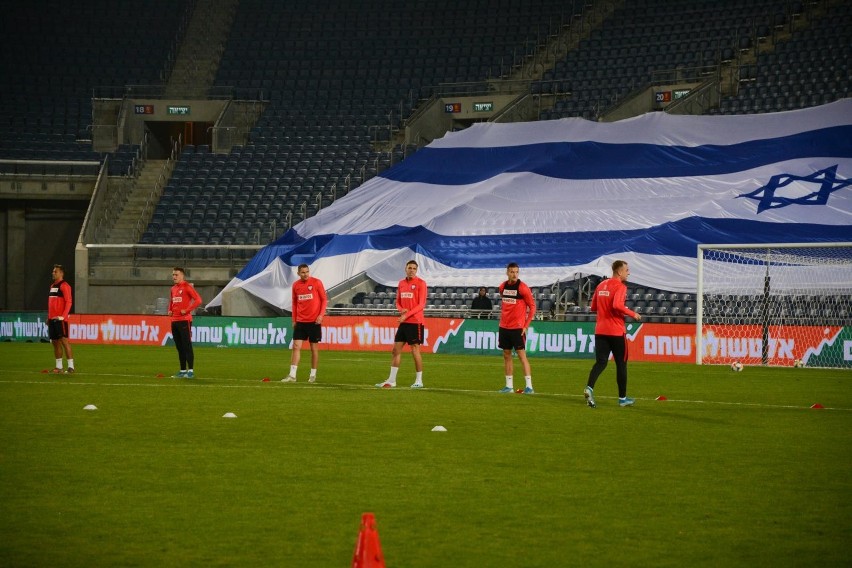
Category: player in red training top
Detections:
[
  {"x1": 47, "y1": 264, "x2": 75, "y2": 373},
  {"x1": 497, "y1": 262, "x2": 536, "y2": 394},
  {"x1": 376, "y1": 260, "x2": 428, "y2": 388},
  {"x1": 584, "y1": 259, "x2": 642, "y2": 408},
  {"x1": 282, "y1": 264, "x2": 328, "y2": 383},
  {"x1": 168, "y1": 267, "x2": 202, "y2": 378}
]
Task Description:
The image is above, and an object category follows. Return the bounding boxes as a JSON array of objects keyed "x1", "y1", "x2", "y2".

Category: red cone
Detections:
[
  {"x1": 655, "y1": 395, "x2": 667, "y2": 401},
  {"x1": 352, "y1": 513, "x2": 385, "y2": 568},
  {"x1": 810, "y1": 403, "x2": 825, "y2": 409},
  {"x1": 262, "y1": 377, "x2": 270, "y2": 382}
]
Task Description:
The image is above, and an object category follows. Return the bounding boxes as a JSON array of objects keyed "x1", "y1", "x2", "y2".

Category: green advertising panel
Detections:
[
  {"x1": 0, "y1": 313, "x2": 49, "y2": 342},
  {"x1": 4, "y1": 313, "x2": 849, "y2": 367},
  {"x1": 180, "y1": 316, "x2": 290, "y2": 347},
  {"x1": 433, "y1": 318, "x2": 598, "y2": 358},
  {"x1": 0, "y1": 313, "x2": 292, "y2": 348}
]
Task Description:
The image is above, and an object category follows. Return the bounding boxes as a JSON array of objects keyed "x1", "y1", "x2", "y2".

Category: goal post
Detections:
[{"x1": 696, "y1": 243, "x2": 852, "y2": 368}]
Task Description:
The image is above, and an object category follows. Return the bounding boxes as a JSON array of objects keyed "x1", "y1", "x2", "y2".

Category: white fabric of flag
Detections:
[{"x1": 208, "y1": 99, "x2": 852, "y2": 310}]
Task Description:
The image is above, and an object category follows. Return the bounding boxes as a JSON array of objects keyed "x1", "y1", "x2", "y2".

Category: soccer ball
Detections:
[
  {"x1": 793, "y1": 359, "x2": 804, "y2": 368},
  {"x1": 731, "y1": 361, "x2": 744, "y2": 372}
]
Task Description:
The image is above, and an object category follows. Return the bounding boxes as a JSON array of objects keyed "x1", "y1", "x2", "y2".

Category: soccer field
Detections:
[{"x1": 0, "y1": 343, "x2": 849, "y2": 567}]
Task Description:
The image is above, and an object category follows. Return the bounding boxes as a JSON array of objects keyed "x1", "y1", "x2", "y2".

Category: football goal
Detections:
[{"x1": 697, "y1": 243, "x2": 852, "y2": 368}]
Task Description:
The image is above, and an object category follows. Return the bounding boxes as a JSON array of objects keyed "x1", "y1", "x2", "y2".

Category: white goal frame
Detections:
[{"x1": 696, "y1": 242, "x2": 852, "y2": 367}]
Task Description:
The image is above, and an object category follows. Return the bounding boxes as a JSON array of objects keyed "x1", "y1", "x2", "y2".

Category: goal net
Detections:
[{"x1": 697, "y1": 243, "x2": 852, "y2": 368}]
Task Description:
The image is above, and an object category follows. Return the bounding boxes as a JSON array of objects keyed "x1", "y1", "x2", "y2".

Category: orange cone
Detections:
[{"x1": 352, "y1": 513, "x2": 385, "y2": 568}]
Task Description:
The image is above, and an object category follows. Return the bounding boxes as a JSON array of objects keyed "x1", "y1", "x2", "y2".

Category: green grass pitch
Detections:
[{"x1": 1, "y1": 342, "x2": 850, "y2": 567}]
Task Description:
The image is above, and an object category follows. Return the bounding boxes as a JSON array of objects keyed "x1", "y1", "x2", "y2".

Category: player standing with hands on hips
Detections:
[
  {"x1": 168, "y1": 267, "x2": 202, "y2": 378},
  {"x1": 584, "y1": 260, "x2": 641, "y2": 408},
  {"x1": 376, "y1": 260, "x2": 427, "y2": 388},
  {"x1": 282, "y1": 264, "x2": 328, "y2": 383},
  {"x1": 498, "y1": 262, "x2": 536, "y2": 394},
  {"x1": 48, "y1": 264, "x2": 75, "y2": 373}
]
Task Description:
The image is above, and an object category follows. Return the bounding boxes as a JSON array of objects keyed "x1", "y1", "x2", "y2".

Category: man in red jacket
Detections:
[
  {"x1": 282, "y1": 264, "x2": 328, "y2": 383},
  {"x1": 376, "y1": 260, "x2": 428, "y2": 388},
  {"x1": 168, "y1": 267, "x2": 202, "y2": 378},
  {"x1": 498, "y1": 262, "x2": 536, "y2": 394},
  {"x1": 47, "y1": 264, "x2": 74, "y2": 373},
  {"x1": 584, "y1": 260, "x2": 642, "y2": 408}
]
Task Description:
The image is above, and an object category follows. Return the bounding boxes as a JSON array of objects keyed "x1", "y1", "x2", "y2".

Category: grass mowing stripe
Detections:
[{"x1": 2, "y1": 371, "x2": 849, "y2": 410}]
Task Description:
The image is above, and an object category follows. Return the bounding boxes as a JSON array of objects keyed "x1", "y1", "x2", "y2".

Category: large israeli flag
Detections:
[{"x1": 209, "y1": 99, "x2": 852, "y2": 311}]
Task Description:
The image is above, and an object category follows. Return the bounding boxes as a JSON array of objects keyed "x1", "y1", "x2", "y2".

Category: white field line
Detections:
[{"x1": 0, "y1": 370, "x2": 848, "y2": 411}]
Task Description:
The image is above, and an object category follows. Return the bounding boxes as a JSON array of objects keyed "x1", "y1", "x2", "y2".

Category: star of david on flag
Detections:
[{"x1": 738, "y1": 165, "x2": 852, "y2": 213}]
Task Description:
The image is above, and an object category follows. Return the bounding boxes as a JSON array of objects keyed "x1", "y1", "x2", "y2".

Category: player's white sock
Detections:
[
  {"x1": 309, "y1": 368, "x2": 317, "y2": 378},
  {"x1": 67, "y1": 359, "x2": 75, "y2": 369},
  {"x1": 387, "y1": 366, "x2": 399, "y2": 384},
  {"x1": 525, "y1": 376, "x2": 532, "y2": 388},
  {"x1": 289, "y1": 365, "x2": 298, "y2": 378},
  {"x1": 55, "y1": 358, "x2": 63, "y2": 369},
  {"x1": 505, "y1": 376, "x2": 513, "y2": 389},
  {"x1": 413, "y1": 371, "x2": 423, "y2": 385}
]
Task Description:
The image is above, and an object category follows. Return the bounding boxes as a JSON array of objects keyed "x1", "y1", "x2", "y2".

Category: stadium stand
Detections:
[
  {"x1": 1, "y1": 0, "x2": 848, "y2": 318},
  {"x1": 0, "y1": 0, "x2": 190, "y2": 160},
  {"x1": 141, "y1": 0, "x2": 581, "y2": 246},
  {"x1": 541, "y1": 0, "x2": 850, "y2": 120},
  {"x1": 713, "y1": 1, "x2": 851, "y2": 114}
]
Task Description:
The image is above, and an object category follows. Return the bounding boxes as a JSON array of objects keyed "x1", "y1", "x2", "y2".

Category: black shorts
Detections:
[
  {"x1": 293, "y1": 322, "x2": 322, "y2": 343},
  {"x1": 48, "y1": 318, "x2": 69, "y2": 341},
  {"x1": 498, "y1": 327, "x2": 526, "y2": 351},
  {"x1": 595, "y1": 334, "x2": 628, "y2": 363},
  {"x1": 394, "y1": 322, "x2": 424, "y2": 345}
]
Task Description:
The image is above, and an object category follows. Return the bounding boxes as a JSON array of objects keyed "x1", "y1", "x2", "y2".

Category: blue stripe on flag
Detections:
[
  {"x1": 239, "y1": 218, "x2": 852, "y2": 278},
  {"x1": 381, "y1": 125, "x2": 852, "y2": 184}
]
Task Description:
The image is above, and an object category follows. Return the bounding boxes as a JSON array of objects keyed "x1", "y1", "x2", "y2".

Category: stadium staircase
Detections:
[
  {"x1": 104, "y1": 160, "x2": 170, "y2": 244},
  {"x1": 492, "y1": 0, "x2": 626, "y2": 122},
  {"x1": 82, "y1": 0, "x2": 251, "y2": 311},
  {"x1": 165, "y1": 0, "x2": 239, "y2": 98}
]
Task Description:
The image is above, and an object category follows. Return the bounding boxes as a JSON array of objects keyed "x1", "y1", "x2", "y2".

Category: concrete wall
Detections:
[
  {"x1": 0, "y1": 200, "x2": 86, "y2": 310},
  {"x1": 405, "y1": 94, "x2": 520, "y2": 146},
  {"x1": 222, "y1": 287, "x2": 284, "y2": 316},
  {"x1": 601, "y1": 82, "x2": 701, "y2": 122},
  {"x1": 86, "y1": 283, "x2": 223, "y2": 314},
  {"x1": 123, "y1": 99, "x2": 228, "y2": 145},
  {"x1": 1, "y1": 176, "x2": 96, "y2": 200},
  {"x1": 80, "y1": 261, "x2": 231, "y2": 313}
]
